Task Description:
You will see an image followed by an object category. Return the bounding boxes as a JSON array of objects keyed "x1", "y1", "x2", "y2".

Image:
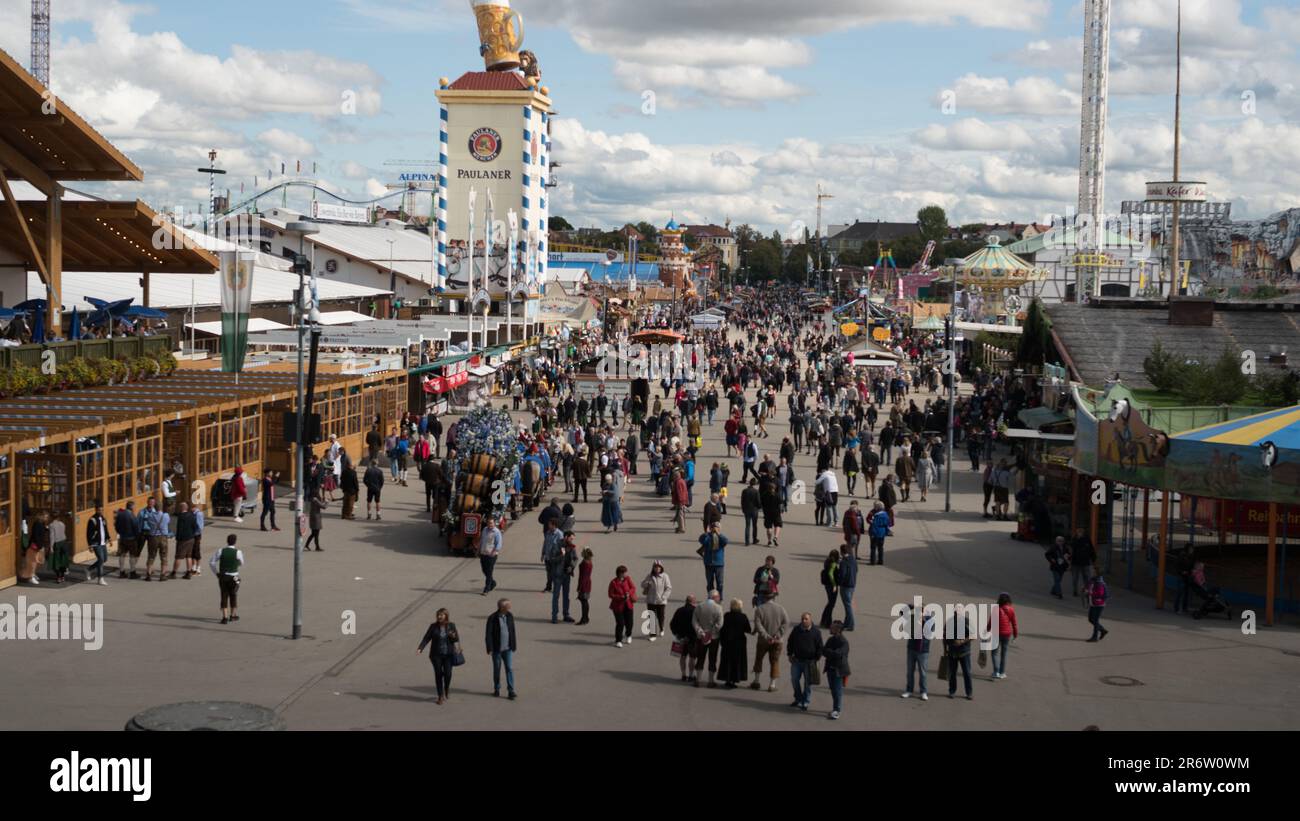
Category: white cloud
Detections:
[
  {"x1": 916, "y1": 118, "x2": 1037, "y2": 151},
  {"x1": 257, "y1": 129, "x2": 316, "y2": 159},
  {"x1": 341, "y1": 161, "x2": 371, "y2": 179},
  {"x1": 943, "y1": 74, "x2": 1080, "y2": 116}
]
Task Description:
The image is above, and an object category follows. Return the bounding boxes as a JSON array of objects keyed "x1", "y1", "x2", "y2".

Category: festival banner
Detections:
[{"x1": 219, "y1": 250, "x2": 256, "y2": 373}]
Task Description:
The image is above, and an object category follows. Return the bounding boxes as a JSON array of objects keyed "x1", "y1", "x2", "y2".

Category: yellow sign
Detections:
[
  {"x1": 872, "y1": 327, "x2": 891, "y2": 342},
  {"x1": 840, "y1": 322, "x2": 859, "y2": 336}
]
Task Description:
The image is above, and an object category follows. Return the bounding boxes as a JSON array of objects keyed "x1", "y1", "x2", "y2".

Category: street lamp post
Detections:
[
  {"x1": 196, "y1": 149, "x2": 226, "y2": 237},
  {"x1": 386, "y1": 238, "x2": 397, "y2": 317},
  {"x1": 287, "y1": 221, "x2": 320, "y2": 640},
  {"x1": 944, "y1": 275, "x2": 957, "y2": 513}
]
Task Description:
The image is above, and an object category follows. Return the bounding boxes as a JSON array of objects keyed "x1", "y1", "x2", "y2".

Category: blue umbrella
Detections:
[
  {"x1": 69, "y1": 307, "x2": 81, "y2": 340},
  {"x1": 123, "y1": 306, "x2": 167, "y2": 320},
  {"x1": 32, "y1": 306, "x2": 46, "y2": 344},
  {"x1": 14, "y1": 298, "x2": 48, "y2": 312}
]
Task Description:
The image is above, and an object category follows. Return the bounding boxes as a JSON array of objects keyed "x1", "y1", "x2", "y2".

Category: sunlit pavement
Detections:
[{"x1": 3, "y1": 361, "x2": 1297, "y2": 730}]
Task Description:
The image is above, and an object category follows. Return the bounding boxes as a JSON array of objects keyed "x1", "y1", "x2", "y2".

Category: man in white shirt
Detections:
[
  {"x1": 817, "y1": 469, "x2": 841, "y2": 529},
  {"x1": 209, "y1": 534, "x2": 245, "y2": 624}
]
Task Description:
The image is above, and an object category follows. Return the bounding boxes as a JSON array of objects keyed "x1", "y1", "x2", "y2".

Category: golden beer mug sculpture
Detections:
[{"x1": 471, "y1": 0, "x2": 525, "y2": 71}]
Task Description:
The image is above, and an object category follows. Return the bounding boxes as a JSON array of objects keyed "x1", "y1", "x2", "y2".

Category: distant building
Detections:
[
  {"x1": 683, "y1": 223, "x2": 738, "y2": 271},
  {"x1": 827, "y1": 220, "x2": 922, "y2": 255}
]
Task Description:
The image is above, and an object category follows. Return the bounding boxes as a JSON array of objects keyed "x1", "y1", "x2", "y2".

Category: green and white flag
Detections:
[{"x1": 219, "y1": 250, "x2": 256, "y2": 373}]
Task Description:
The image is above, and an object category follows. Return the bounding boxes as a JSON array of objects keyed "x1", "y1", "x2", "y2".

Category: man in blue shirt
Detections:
[{"x1": 697, "y1": 521, "x2": 728, "y2": 599}]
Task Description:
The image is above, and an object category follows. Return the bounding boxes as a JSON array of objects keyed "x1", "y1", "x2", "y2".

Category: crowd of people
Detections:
[{"x1": 14, "y1": 280, "x2": 1118, "y2": 722}]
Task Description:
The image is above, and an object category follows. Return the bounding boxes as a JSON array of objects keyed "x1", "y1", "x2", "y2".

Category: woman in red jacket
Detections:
[
  {"x1": 608, "y1": 564, "x2": 637, "y2": 647},
  {"x1": 991, "y1": 592, "x2": 1018, "y2": 680},
  {"x1": 576, "y1": 548, "x2": 594, "y2": 625},
  {"x1": 230, "y1": 466, "x2": 248, "y2": 522}
]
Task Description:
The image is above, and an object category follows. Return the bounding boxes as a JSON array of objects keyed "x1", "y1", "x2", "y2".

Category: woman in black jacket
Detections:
[
  {"x1": 417, "y1": 608, "x2": 460, "y2": 704},
  {"x1": 823, "y1": 621, "x2": 851, "y2": 720},
  {"x1": 717, "y1": 599, "x2": 751, "y2": 689}
]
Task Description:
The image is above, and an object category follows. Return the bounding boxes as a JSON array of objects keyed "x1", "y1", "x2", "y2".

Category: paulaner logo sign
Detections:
[
  {"x1": 50, "y1": 752, "x2": 151, "y2": 802},
  {"x1": 0, "y1": 596, "x2": 104, "y2": 651}
]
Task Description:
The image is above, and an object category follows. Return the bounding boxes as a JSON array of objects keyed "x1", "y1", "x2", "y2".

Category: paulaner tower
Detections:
[{"x1": 435, "y1": 0, "x2": 553, "y2": 338}]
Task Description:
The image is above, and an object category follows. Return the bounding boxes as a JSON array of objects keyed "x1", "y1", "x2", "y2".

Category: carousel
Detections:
[{"x1": 938, "y1": 237, "x2": 1048, "y2": 324}]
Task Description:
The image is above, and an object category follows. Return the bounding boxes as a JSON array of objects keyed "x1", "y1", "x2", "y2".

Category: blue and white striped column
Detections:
[
  {"x1": 538, "y1": 110, "x2": 549, "y2": 287},
  {"x1": 436, "y1": 102, "x2": 449, "y2": 291},
  {"x1": 521, "y1": 104, "x2": 533, "y2": 292}
]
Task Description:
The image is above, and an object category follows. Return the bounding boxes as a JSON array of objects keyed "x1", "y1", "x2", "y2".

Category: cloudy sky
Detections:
[{"x1": 2, "y1": 0, "x2": 1298, "y2": 234}]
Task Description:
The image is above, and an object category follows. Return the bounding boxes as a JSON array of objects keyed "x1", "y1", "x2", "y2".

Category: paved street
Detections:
[{"x1": 3, "y1": 392, "x2": 1298, "y2": 731}]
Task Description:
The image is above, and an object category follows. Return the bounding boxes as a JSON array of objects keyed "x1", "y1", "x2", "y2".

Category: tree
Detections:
[
  {"x1": 1142, "y1": 341, "x2": 1185, "y2": 394},
  {"x1": 1255, "y1": 368, "x2": 1300, "y2": 407},
  {"x1": 1181, "y1": 347, "x2": 1250, "y2": 406},
  {"x1": 548, "y1": 216, "x2": 573, "y2": 232},
  {"x1": 634, "y1": 221, "x2": 658, "y2": 244},
  {"x1": 917, "y1": 205, "x2": 949, "y2": 244},
  {"x1": 1015, "y1": 298, "x2": 1053, "y2": 370},
  {"x1": 889, "y1": 234, "x2": 926, "y2": 269}
]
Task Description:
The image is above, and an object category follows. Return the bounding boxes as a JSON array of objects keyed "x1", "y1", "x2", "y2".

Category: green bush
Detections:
[{"x1": 1142, "y1": 341, "x2": 1186, "y2": 393}]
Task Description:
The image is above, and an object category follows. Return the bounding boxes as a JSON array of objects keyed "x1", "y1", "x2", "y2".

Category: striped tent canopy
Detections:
[
  {"x1": 950, "y1": 237, "x2": 1047, "y2": 290},
  {"x1": 1175, "y1": 405, "x2": 1300, "y2": 450}
]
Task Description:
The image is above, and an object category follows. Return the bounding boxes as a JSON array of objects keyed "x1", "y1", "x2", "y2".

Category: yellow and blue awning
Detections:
[{"x1": 1174, "y1": 405, "x2": 1300, "y2": 449}]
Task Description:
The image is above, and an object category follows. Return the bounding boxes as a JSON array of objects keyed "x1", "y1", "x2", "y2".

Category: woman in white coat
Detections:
[{"x1": 640, "y1": 561, "x2": 673, "y2": 640}]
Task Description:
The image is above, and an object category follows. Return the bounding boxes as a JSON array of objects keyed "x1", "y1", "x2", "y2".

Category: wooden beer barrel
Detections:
[
  {"x1": 463, "y1": 473, "x2": 494, "y2": 499},
  {"x1": 463, "y1": 453, "x2": 498, "y2": 477},
  {"x1": 454, "y1": 494, "x2": 481, "y2": 514}
]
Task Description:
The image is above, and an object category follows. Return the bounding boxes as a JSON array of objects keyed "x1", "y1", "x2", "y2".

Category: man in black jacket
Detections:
[
  {"x1": 787, "y1": 612, "x2": 824, "y2": 711},
  {"x1": 485, "y1": 598, "x2": 518, "y2": 699},
  {"x1": 363, "y1": 460, "x2": 385, "y2": 520},
  {"x1": 420, "y1": 458, "x2": 441, "y2": 513},
  {"x1": 669, "y1": 595, "x2": 698, "y2": 683},
  {"x1": 427, "y1": 414, "x2": 443, "y2": 458},
  {"x1": 85, "y1": 501, "x2": 111, "y2": 586},
  {"x1": 878, "y1": 474, "x2": 898, "y2": 525},
  {"x1": 538, "y1": 498, "x2": 563, "y2": 533},
  {"x1": 114, "y1": 500, "x2": 140, "y2": 579},
  {"x1": 740, "y1": 479, "x2": 761, "y2": 546},
  {"x1": 340, "y1": 461, "x2": 359, "y2": 520}
]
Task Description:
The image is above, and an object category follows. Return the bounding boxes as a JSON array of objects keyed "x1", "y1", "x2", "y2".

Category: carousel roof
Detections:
[{"x1": 950, "y1": 237, "x2": 1047, "y2": 287}]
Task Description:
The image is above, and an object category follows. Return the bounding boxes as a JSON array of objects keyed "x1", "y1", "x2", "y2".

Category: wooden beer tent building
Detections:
[{"x1": 0, "y1": 369, "x2": 406, "y2": 588}]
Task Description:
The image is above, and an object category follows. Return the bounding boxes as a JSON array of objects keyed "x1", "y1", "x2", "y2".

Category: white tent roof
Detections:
[
  {"x1": 186, "y1": 318, "x2": 292, "y2": 336},
  {"x1": 317, "y1": 310, "x2": 376, "y2": 326},
  {"x1": 261, "y1": 212, "x2": 435, "y2": 283},
  {"x1": 30, "y1": 269, "x2": 390, "y2": 312}
]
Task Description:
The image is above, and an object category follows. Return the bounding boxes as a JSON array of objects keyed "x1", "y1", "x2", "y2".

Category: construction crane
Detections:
[
  {"x1": 31, "y1": 0, "x2": 50, "y2": 86},
  {"x1": 382, "y1": 159, "x2": 438, "y2": 217}
]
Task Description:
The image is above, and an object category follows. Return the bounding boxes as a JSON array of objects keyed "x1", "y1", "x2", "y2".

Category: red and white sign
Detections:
[{"x1": 422, "y1": 360, "x2": 471, "y2": 394}]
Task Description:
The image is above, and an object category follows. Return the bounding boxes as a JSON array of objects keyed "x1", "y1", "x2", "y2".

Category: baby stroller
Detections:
[{"x1": 1191, "y1": 585, "x2": 1232, "y2": 620}]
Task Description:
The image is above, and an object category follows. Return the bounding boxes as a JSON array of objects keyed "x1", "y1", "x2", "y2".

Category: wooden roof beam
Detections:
[
  {"x1": 0, "y1": 133, "x2": 56, "y2": 195},
  {"x1": 0, "y1": 166, "x2": 48, "y2": 283}
]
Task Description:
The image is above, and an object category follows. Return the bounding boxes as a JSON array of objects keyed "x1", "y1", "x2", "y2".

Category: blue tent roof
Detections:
[
  {"x1": 549, "y1": 260, "x2": 660, "y2": 282},
  {"x1": 1175, "y1": 405, "x2": 1300, "y2": 450}
]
